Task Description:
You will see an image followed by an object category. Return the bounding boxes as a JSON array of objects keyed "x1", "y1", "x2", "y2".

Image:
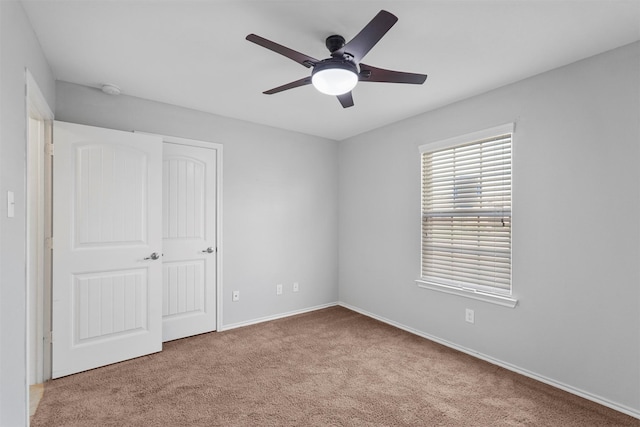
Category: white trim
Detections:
[
  {"x1": 415, "y1": 279, "x2": 518, "y2": 308},
  {"x1": 25, "y1": 69, "x2": 54, "y2": 391},
  {"x1": 339, "y1": 301, "x2": 639, "y2": 420},
  {"x1": 136, "y1": 132, "x2": 224, "y2": 333},
  {"x1": 144, "y1": 133, "x2": 224, "y2": 151},
  {"x1": 218, "y1": 302, "x2": 339, "y2": 332},
  {"x1": 419, "y1": 123, "x2": 514, "y2": 153}
]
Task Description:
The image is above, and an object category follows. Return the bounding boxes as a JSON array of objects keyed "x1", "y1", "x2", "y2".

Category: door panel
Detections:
[
  {"x1": 74, "y1": 269, "x2": 148, "y2": 341},
  {"x1": 162, "y1": 142, "x2": 217, "y2": 341},
  {"x1": 163, "y1": 260, "x2": 205, "y2": 316},
  {"x1": 164, "y1": 156, "x2": 205, "y2": 239},
  {"x1": 52, "y1": 121, "x2": 163, "y2": 378},
  {"x1": 74, "y1": 144, "x2": 148, "y2": 246}
]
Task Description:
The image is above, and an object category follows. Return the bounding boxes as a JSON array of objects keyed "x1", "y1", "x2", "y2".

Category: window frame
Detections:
[{"x1": 416, "y1": 124, "x2": 518, "y2": 308}]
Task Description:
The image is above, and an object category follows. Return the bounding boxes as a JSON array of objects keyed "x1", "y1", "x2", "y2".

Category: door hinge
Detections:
[
  {"x1": 45, "y1": 237, "x2": 53, "y2": 250},
  {"x1": 46, "y1": 331, "x2": 53, "y2": 345},
  {"x1": 45, "y1": 143, "x2": 54, "y2": 156}
]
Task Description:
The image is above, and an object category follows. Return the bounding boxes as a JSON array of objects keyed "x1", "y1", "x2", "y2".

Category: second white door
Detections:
[{"x1": 162, "y1": 141, "x2": 218, "y2": 341}]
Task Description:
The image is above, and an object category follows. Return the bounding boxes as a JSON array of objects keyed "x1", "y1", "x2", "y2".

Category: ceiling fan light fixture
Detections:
[
  {"x1": 246, "y1": 10, "x2": 427, "y2": 108},
  {"x1": 311, "y1": 60, "x2": 358, "y2": 96}
]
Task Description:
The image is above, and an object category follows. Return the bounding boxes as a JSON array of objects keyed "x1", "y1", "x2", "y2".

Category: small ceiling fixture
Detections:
[
  {"x1": 101, "y1": 84, "x2": 121, "y2": 96},
  {"x1": 246, "y1": 10, "x2": 427, "y2": 108}
]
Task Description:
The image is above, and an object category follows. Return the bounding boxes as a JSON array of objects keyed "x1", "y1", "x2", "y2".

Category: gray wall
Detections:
[
  {"x1": 0, "y1": 1, "x2": 56, "y2": 425},
  {"x1": 338, "y1": 41, "x2": 640, "y2": 414},
  {"x1": 55, "y1": 82, "x2": 340, "y2": 328}
]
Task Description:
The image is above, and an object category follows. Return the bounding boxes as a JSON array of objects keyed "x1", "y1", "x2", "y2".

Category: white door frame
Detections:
[
  {"x1": 26, "y1": 69, "x2": 54, "y2": 385},
  {"x1": 137, "y1": 132, "x2": 223, "y2": 331}
]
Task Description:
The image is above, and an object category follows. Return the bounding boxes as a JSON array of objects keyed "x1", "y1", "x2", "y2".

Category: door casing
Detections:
[{"x1": 26, "y1": 70, "x2": 54, "y2": 385}]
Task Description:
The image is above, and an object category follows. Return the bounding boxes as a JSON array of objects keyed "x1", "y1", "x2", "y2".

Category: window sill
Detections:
[{"x1": 415, "y1": 279, "x2": 518, "y2": 308}]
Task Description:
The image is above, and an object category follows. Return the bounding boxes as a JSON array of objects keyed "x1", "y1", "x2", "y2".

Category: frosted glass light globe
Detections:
[{"x1": 311, "y1": 68, "x2": 358, "y2": 96}]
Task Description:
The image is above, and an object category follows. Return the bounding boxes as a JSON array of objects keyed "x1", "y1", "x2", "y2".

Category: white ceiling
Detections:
[{"x1": 22, "y1": 0, "x2": 640, "y2": 141}]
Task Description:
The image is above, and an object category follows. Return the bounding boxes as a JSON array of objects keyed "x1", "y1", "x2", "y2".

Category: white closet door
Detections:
[
  {"x1": 52, "y1": 121, "x2": 163, "y2": 378},
  {"x1": 161, "y1": 142, "x2": 217, "y2": 341}
]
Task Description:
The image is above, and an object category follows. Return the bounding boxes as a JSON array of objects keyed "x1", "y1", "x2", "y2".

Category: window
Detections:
[{"x1": 418, "y1": 124, "x2": 515, "y2": 306}]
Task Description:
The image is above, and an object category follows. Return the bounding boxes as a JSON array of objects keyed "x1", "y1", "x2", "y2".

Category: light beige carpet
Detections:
[{"x1": 32, "y1": 306, "x2": 638, "y2": 426}]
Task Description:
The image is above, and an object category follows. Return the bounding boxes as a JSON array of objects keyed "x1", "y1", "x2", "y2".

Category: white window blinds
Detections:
[{"x1": 420, "y1": 124, "x2": 513, "y2": 294}]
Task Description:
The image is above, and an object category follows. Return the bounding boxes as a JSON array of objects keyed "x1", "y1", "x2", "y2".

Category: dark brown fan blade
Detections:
[
  {"x1": 246, "y1": 34, "x2": 319, "y2": 68},
  {"x1": 337, "y1": 92, "x2": 354, "y2": 108},
  {"x1": 263, "y1": 76, "x2": 312, "y2": 95},
  {"x1": 359, "y1": 63, "x2": 427, "y2": 84},
  {"x1": 337, "y1": 10, "x2": 398, "y2": 63}
]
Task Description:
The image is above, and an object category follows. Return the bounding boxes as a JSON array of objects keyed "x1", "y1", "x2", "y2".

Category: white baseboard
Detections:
[
  {"x1": 339, "y1": 301, "x2": 640, "y2": 420},
  {"x1": 218, "y1": 302, "x2": 339, "y2": 332}
]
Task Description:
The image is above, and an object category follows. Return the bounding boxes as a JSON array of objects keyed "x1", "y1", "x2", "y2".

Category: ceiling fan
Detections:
[{"x1": 246, "y1": 10, "x2": 427, "y2": 108}]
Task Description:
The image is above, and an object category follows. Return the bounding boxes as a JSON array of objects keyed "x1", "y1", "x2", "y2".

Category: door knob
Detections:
[
  {"x1": 144, "y1": 252, "x2": 161, "y2": 260},
  {"x1": 201, "y1": 247, "x2": 215, "y2": 254}
]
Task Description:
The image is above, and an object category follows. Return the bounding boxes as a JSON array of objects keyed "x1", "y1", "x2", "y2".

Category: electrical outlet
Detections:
[
  {"x1": 293, "y1": 282, "x2": 299, "y2": 292},
  {"x1": 465, "y1": 308, "x2": 475, "y2": 324},
  {"x1": 232, "y1": 290, "x2": 240, "y2": 302},
  {"x1": 276, "y1": 284, "x2": 283, "y2": 295}
]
